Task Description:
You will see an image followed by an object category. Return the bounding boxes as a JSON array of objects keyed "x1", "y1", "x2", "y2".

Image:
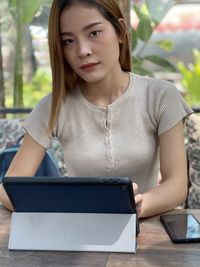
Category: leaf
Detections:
[
  {"x1": 133, "y1": 4, "x2": 147, "y2": 20},
  {"x1": 144, "y1": 55, "x2": 177, "y2": 72},
  {"x1": 9, "y1": 0, "x2": 41, "y2": 24},
  {"x1": 8, "y1": 0, "x2": 17, "y2": 17},
  {"x1": 21, "y1": 0, "x2": 41, "y2": 24},
  {"x1": 155, "y1": 40, "x2": 174, "y2": 52},
  {"x1": 132, "y1": 56, "x2": 143, "y2": 66},
  {"x1": 131, "y1": 29, "x2": 138, "y2": 51},
  {"x1": 146, "y1": 0, "x2": 174, "y2": 24},
  {"x1": 140, "y1": 4, "x2": 150, "y2": 17},
  {"x1": 132, "y1": 66, "x2": 154, "y2": 77},
  {"x1": 41, "y1": 0, "x2": 52, "y2": 6},
  {"x1": 137, "y1": 18, "x2": 153, "y2": 42},
  {"x1": 193, "y1": 49, "x2": 200, "y2": 61},
  {"x1": 177, "y1": 51, "x2": 200, "y2": 106}
]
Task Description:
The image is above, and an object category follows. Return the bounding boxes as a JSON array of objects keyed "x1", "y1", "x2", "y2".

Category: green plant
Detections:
[
  {"x1": 132, "y1": 0, "x2": 176, "y2": 76},
  {"x1": 177, "y1": 49, "x2": 200, "y2": 107},
  {"x1": 23, "y1": 69, "x2": 52, "y2": 107},
  {"x1": 5, "y1": 69, "x2": 52, "y2": 108},
  {"x1": 8, "y1": 0, "x2": 52, "y2": 107}
]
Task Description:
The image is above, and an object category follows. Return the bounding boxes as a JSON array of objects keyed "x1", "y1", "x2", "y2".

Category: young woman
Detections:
[{"x1": 0, "y1": 0, "x2": 192, "y2": 217}]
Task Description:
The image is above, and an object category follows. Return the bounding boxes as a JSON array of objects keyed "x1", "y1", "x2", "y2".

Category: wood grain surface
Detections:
[{"x1": 0, "y1": 205, "x2": 200, "y2": 267}]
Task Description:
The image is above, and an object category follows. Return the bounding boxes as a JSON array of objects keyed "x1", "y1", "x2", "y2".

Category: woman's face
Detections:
[{"x1": 60, "y1": 4, "x2": 122, "y2": 83}]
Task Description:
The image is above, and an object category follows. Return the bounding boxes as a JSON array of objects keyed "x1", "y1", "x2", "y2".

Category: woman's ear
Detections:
[{"x1": 118, "y1": 18, "x2": 127, "y2": 43}]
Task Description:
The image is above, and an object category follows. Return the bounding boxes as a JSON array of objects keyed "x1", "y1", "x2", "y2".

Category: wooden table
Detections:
[{"x1": 0, "y1": 205, "x2": 200, "y2": 267}]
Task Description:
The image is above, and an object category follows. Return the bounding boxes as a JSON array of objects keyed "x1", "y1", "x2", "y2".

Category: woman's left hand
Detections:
[{"x1": 132, "y1": 183, "x2": 143, "y2": 218}]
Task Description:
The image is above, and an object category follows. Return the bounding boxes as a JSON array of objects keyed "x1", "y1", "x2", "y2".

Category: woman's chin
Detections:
[{"x1": 79, "y1": 73, "x2": 105, "y2": 84}]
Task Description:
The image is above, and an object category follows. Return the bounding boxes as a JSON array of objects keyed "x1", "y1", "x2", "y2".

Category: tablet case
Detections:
[
  {"x1": 3, "y1": 176, "x2": 138, "y2": 252},
  {"x1": 9, "y1": 212, "x2": 137, "y2": 252},
  {"x1": 2, "y1": 176, "x2": 136, "y2": 214}
]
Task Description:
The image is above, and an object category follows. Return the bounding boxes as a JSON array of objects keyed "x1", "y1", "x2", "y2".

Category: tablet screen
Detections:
[{"x1": 2, "y1": 176, "x2": 136, "y2": 214}]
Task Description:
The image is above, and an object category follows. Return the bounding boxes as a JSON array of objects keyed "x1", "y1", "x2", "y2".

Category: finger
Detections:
[
  {"x1": 135, "y1": 193, "x2": 143, "y2": 218},
  {"x1": 135, "y1": 193, "x2": 143, "y2": 206},
  {"x1": 132, "y1": 183, "x2": 138, "y2": 194},
  {"x1": 157, "y1": 178, "x2": 162, "y2": 186}
]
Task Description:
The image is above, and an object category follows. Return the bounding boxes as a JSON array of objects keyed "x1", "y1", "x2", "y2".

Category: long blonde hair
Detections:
[{"x1": 48, "y1": 0, "x2": 131, "y2": 134}]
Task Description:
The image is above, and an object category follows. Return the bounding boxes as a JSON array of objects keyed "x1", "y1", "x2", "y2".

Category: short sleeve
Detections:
[
  {"x1": 23, "y1": 94, "x2": 52, "y2": 148},
  {"x1": 148, "y1": 79, "x2": 193, "y2": 135}
]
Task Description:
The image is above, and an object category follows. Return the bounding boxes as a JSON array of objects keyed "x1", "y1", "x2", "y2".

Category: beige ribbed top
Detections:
[{"x1": 23, "y1": 73, "x2": 192, "y2": 193}]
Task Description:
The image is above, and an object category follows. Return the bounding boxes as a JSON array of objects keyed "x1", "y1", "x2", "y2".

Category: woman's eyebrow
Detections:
[{"x1": 60, "y1": 22, "x2": 103, "y2": 36}]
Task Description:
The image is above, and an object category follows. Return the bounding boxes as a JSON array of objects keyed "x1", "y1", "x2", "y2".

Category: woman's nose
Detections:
[{"x1": 78, "y1": 42, "x2": 92, "y2": 58}]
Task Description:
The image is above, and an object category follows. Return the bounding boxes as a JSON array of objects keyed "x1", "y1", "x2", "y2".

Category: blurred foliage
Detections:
[
  {"x1": 177, "y1": 49, "x2": 200, "y2": 107},
  {"x1": 4, "y1": 0, "x2": 199, "y2": 110},
  {"x1": 6, "y1": 69, "x2": 51, "y2": 108},
  {"x1": 132, "y1": 0, "x2": 176, "y2": 76},
  {"x1": 23, "y1": 69, "x2": 51, "y2": 107},
  {"x1": 5, "y1": 0, "x2": 52, "y2": 108}
]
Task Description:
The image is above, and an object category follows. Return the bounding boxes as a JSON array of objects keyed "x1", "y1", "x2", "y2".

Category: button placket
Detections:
[{"x1": 105, "y1": 108, "x2": 114, "y2": 169}]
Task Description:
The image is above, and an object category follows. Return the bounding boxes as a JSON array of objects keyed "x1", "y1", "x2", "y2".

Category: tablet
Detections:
[{"x1": 2, "y1": 176, "x2": 136, "y2": 214}]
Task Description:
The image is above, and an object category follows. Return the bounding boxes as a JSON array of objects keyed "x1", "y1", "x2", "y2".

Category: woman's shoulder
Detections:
[
  {"x1": 24, "y1": 93, "x2": 53, "y2": 128},
  {"x1": 34, "y1": 93, "x2": 52, "y2": 111},
  {"x1": 131, "y1": 73, "x2": 176, "y2": 91},
  {"x1": 35, "y1": 91, "x2": 74, "y2": 111},
  {"x1": 32, "y1": 87, "x2": 80, "y2": 119},
  {"x1": 130, "y1": 73, "x2": 180, "y2": 102}
]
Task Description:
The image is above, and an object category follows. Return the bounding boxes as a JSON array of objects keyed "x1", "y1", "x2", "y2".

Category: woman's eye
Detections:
[
  {"x1": 62, "y1": 39, "x2": 74, "y2": 46},
  {"x1": 89, "y1": 31, "x2": 101, "y2": 38}
]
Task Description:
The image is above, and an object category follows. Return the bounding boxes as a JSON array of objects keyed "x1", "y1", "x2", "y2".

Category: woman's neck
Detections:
[{"x1": 80, "y1": 70, "x2": 129, "y2": 108}]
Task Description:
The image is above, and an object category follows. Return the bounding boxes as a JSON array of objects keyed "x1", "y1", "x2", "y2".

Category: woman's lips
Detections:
[{"x1": 80, "y1": 62, "x2": 99, "y2": 71}]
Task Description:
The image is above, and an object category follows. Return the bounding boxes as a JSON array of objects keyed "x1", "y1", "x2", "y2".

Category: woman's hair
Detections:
[{"x1": 48, "y1": 0, "x2": 131, "y2": 133}]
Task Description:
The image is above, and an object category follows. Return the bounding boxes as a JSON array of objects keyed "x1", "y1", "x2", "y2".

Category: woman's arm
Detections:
[
  {"x1": 0, "y1": 132, "x2": 46, "y2": 210},
  {"x1": 140, "y1": 120, "x2": 188, "y2": 218}
]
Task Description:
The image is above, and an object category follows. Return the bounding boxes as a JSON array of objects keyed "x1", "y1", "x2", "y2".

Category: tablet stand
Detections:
[{"x1": 8, "y1": 212, "x2": 137, "y2": 253}]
